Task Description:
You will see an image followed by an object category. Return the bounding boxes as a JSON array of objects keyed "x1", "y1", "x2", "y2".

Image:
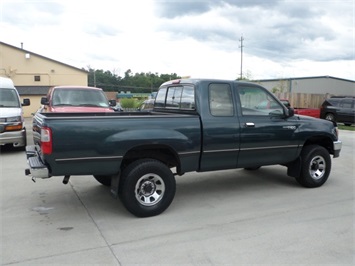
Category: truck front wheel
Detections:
[
  {"x1": 296, "y1": 145, "x2": 331, "y2": 188},
  {"x1": 325, "y1": 113, "x2": 335, "y2": 122},
  {"x1": 119, "y1": 159, "x2": 176, "y2": 217}
]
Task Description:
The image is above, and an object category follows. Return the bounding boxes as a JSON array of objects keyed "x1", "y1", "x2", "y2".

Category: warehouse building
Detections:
[{"x1": 0, "y1": 41, "x2": 87, "y2": 116}]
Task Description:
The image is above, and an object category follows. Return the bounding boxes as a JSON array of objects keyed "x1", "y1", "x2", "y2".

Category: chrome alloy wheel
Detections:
[
  {"x1": 135, "y1": 173, "x2": 165, "y2": 206},
  {"x1": 309, "y1": 155, "x2": 326, "y2": 180}
]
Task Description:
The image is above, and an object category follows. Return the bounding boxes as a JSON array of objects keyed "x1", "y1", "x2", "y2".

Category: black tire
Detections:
[
  {"x1": 325, "y1": 113, "x2": 335, "y2": 122},
  {"x1": 93, "y1": 175, "x2": 111, "y2": 186},
  {"x1": 119, "y1": 159, "x2": 176, "y2": 217},
  {"x1": 296, "y1": 145, "x2": 331, "y2": 188}
]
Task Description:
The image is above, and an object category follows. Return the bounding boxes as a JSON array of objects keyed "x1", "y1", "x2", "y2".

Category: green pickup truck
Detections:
[{"x1": 25, "y1": 79, "x2": 342, "y2": 217}]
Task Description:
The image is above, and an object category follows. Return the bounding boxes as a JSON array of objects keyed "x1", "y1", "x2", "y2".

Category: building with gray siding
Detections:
[{"x1": 255, "y1": 76, "x2": 354, "y2": 96}]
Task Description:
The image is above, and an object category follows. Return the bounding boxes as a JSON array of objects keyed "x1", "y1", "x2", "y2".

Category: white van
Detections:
[{"x1": 0, "y1": 77, "x2": 30, "y2": 150}]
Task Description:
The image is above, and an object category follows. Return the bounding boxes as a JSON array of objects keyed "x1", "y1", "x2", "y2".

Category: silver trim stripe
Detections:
[
  {"x1": 56, "y1": 156, "x2": 122, "y2": 162},
  {"x1": 178, "y1": 151, "x2": 200, "y2": 156},
  {"x1": 55, "y1": 145, "x2": 299, "y2": 162},
  {"x1": 203, "y1": 145, "x2": 299, "y2": 154},
  {"x1": 240, "y1": 145, "x2": 299, "y2": 151},
  {"x1": 204, "y1": 149, "x2": 239, "y2": 153}
]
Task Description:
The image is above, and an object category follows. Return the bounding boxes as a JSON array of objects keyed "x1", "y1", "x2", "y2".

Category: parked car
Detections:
[
  {"x1": 320, "y1": 96, "x2": 355, "y2": 126},
  {"x1": 0, "y1": 77, "x2": 30, "y2": 150},
  {"x1": 26, "y1": 78, "x2": 342, "y2": 217},
  {"x1": 39, "y1": 86, "x2": 116, "y2": 113}
]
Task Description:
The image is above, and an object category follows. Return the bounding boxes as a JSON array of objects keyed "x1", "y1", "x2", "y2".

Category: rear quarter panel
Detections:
[{"x1": 41, "y1": 113, "x2": 201, "y2": 176}]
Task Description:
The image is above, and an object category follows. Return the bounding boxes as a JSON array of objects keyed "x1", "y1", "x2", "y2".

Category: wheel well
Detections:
[
  {"x1": 287, "y1": 136, "x2": 333, "y2": 178},
  {"x1": 325, "y1": 112, "x2": 336, "y2": 119},
  {"x1": 121, "y1": 145, "x2": 181, "y2": 173},
  {"x1": 303, "y1": 136, "x2": 334, "y2": 155}
]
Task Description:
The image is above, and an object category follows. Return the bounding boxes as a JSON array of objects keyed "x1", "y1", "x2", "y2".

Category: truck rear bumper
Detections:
[
  {"x1": 333, "y1": 140, "x2": 342, "y2": 158},
  {"x1": 25, "y1": 145, "x2": 50, "y2": 179}
]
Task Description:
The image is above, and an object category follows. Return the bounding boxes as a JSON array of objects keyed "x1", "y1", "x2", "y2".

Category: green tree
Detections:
[{"x1": 86, "y1": 67, "x2": 180, "y2": 93}]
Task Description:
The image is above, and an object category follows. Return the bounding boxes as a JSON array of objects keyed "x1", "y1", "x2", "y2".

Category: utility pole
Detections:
[{"x1": 239, "y1": 35, "x2": 244, "y2": 79}]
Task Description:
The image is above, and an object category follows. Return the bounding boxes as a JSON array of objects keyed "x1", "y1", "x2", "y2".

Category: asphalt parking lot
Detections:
[{"x1": 1, "y1": 122, "x2": 354, "y2": 265}]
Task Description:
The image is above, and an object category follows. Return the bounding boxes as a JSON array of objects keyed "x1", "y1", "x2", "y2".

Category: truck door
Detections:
[
  {"x1": 200, "y1": 82, "x2": 241, "y2": 171},
  {"x1": 236, "y1": 85, "x2": 299, "y2": 168},
  {"x1": 337, "y1": 98, "x2": 355, "y2": 124}
]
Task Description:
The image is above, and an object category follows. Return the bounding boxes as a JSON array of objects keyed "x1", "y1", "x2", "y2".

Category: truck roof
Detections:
[
  {"x1": 51, "y1": 85, "x2": 103, "y2": 91},
  {"x1": 0, "y1": 76, "x2": 15, "y2": 89},
  {"x1": 161, "y1": 78, "x2": 256, "y2": 87}
]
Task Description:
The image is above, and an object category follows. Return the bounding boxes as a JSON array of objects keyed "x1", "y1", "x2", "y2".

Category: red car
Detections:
[{"x1": 39, "y1": 86, "x2": 115, "y2": 113}]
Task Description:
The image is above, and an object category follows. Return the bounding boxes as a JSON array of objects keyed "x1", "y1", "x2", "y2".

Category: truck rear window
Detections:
[{"x1": 155, "y1": 85, "x2": 195, "y2": 110}]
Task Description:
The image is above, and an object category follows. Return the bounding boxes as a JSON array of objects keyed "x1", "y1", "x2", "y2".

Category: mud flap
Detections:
[
  {"x1": 287, "y1": 157, "x2": 301, "y2": 178},
  {"x1": 110, "y1": 172, "x2": 120, "y2": 199}
]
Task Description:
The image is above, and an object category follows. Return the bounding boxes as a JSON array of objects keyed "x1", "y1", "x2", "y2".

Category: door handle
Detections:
[{"x1": 245, "y1": 122, "x2": 255, "y2": 127}]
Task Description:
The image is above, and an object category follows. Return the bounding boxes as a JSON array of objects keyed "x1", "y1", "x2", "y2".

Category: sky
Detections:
[{"x1": 1, "y1": 0, "x2": 354, "y2": 81}]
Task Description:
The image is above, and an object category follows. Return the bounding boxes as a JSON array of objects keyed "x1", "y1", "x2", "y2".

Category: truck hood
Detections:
[
  {"x1": 0, "y1": 107, "x2": 22, "y2": 118},
  {"x1": 50, "y1": 106, "x2": 114, "y2": 112}
]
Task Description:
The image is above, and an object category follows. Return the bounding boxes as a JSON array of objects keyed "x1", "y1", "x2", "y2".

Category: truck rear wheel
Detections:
[
  {"x1": 119, "y1": 159, "x2": 176, "y2": 217},
  {"x1": 296, "y1": 145, "x2": 331, "y2": 188}
]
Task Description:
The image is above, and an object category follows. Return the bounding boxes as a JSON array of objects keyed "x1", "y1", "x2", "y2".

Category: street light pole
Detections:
[{"x1": 239, "y1": 35, "x2": 244, "y2": 79}]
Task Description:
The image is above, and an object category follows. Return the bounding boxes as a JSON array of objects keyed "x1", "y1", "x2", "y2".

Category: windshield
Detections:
[
  {"x1": 0, "y1": 89, "x2": 20, "y2": 108},
  {"x1": 52, "y1": 89, "x2": 109, "y2": 107}
]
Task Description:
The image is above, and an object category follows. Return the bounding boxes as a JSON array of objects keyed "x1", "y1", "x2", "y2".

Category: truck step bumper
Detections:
[
  {"x1": 25, "y1": 145, "x2": 50, "y2": 180},
  {"x1": 333, "y1": 140, "x2": 342, "y2": 158}
]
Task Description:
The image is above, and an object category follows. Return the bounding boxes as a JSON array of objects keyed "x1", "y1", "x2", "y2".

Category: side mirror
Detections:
[
  {"x1": 22, "y1": 98, "x2": 30, "y2": 106},
  {"x1": 40, "y1": 97, "x2": 49, "y2": 105},
  {"x1": 109, "y1": 99, "x2": 116, "y2": 106},
  {"x1": 287, "y1": 107, "x2": 295, "y2": 117}
]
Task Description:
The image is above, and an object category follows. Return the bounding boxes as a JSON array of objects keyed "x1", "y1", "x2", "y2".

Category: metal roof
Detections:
[
  {"x1": 254, "y1": 75, "x2": 355, "y2": 83},
  {"x1": 16, "y1": 86, "x2": 50, "y2": 95}
]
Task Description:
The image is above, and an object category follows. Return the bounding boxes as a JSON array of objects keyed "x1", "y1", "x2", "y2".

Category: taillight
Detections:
[{"x1": 41, "y1": 127, "x2": 52, "y2": 155}]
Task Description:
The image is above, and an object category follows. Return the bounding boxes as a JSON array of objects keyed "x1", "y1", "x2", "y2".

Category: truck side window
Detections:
[
  {"x1": 180, "y1": 86, "x2": 195, "y2": 109},
  {"x1": 339, "y1": 99, "x2": 352, "y2": 108},
  {"x1": 155, "y1": 86, "x2": 195, "y2": 109},
  {"x1": 155, "y1": 88, "x2": 167, "y2": 107},
  {"x1": 238, "y1": 86, "x2": 283, "y2": 116},
  {"x1": 209, "y1": 83, "x2": 234, "y2": 116}
]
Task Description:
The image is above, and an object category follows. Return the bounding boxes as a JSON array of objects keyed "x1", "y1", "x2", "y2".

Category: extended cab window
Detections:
[
  {"x1": 209, "y1": 83, "x2": 234, "y2": 116},
  {"x1": 155, "y1": 86, "x2": 195, "y2": 109},
  {"x1": 238, "y1": 86, "x2": 283, "y2": 116}
]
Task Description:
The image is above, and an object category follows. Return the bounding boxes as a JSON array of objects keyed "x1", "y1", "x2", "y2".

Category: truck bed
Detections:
[{"x1": 33, "y1": 111, "x2": 202, "y2": 176}]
